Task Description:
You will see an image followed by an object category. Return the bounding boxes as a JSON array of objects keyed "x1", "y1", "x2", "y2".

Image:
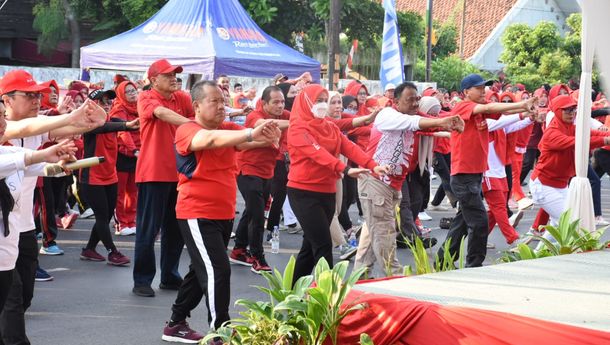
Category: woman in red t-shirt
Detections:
[{"x1": 286, "y1": 84, "x2": 387, "y2": 282}]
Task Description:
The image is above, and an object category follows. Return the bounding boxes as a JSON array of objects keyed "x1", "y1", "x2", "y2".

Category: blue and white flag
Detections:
[{"x1": 380, "y1": 0, "x2": 404, "y2": 90}]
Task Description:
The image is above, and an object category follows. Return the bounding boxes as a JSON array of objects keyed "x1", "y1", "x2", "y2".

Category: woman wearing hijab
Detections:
[
  {"x1": 287, "y1": 84, "x2": 387, "y2": 281},
  {"x1": 79, "y1": 100, "x2": 139, "y2": 265},
  {"x1": 110, "y1": 81, "x2": 140, "y2": 236},
  {"x1": 530, "y1": 95, "x2": 610, "y2": 248},
  {"x1": 510, "y1": 91, "x2": 536, "y2": 211},
  {"x1": 344, "y1": 80, "x2": 370, "y2": 115}
]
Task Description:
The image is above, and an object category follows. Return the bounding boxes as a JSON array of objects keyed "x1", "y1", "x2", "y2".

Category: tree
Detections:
[{"x1": 414, "y1": 56, "x2": 489, "y2": 91}]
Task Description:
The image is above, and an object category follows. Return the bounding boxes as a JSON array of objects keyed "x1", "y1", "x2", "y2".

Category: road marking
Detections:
[{"x1": 45, "y1": 268, "x2": 70, "y2": 272}]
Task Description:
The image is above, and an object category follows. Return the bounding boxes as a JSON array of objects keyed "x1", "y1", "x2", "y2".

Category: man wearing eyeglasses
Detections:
[
  {"x1": 132, "y1": 59, "x2": 194, "y2": 298},
  {"x1": 0, "y1": 69, "x2": 106, "y2": 345},
  {"x1": 354, "y1": 82, "x2": 465, "y2": 277}
]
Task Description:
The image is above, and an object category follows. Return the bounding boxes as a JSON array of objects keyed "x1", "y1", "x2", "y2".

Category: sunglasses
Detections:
[
  {"x1": 357, "y1": 92, "x2": 368, "y2": 96},
  {"x1": 11, "y1": 91, "x2": 42, "y2": 100},
  {"x1": 563, "y1": 107, "x2": 577, "y2": 114},
  {"x1": 502, "y1": 100, "x2": 513, "y2": 103}
]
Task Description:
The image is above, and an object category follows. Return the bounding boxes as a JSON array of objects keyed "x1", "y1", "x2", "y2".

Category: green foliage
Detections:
[
  {"x1": 32, "y1": 0, "x2": 68, "y2": 55},
  {"x1": 242, "y1": 0, "x2": 278, "y2": 25},
  {"x1": 116, "y1": 0, "x2": 169, "y2": 27},
  {"x1": 360, "y1": 333, "x2": 375, "y2": 345},
  {"x1": 426, "y1": 56, "x2": 490, "y2": 91},
  {"x1": 402, "y1": 235, "x2": 466, "y2": 275},
  {"x1": 204, "y1": 256, "x2": 368, "y2": 345},
  {"x1": 500, "y1": 209, "x2": 609, "y2": 263},
  {"x1": 538, "y1": 50, "x2": 574, "y2": 83},
  {"x1": 432, "y1": 23, "x2": 458, "y2": 59}
]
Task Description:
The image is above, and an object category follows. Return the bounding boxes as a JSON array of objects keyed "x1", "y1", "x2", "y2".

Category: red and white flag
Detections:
[{"x1": 345, "y1": 40, "x2": 358, "y2": 78}]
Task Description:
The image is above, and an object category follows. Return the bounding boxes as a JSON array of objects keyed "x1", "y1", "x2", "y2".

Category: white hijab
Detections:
[{"x1": 417, "y1": 97, "x2": 441, "y2": 175}]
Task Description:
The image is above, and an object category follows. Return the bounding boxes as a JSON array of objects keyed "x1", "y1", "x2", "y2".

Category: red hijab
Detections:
[
  {"x1": 289, "y1": 84, "x2": 341, "y2": 155},
  {"x1": 548, "y1": 84, "x2": 570, "y2": 103},
  {"x1": 485, "y1": 90, "x2": 499, "y2": 103},
  {"x1": 344, "y1": 81, "x2": 370, "y2": 115},
  {"x1": 70, "y1": 81, "x2": 89, "y2": 94},
  {"x1": 548, "y1": 95, "x2": 577, "y2": 134},
  {"x1": 109, "y1": 81, "x2": 138, "y2": 116},
  {"x1": 40, "y1": 80, "x2": 59, "y2": 110},
  {"x1": 499, "y1": 91, "x2": 516, "y2": 103}
]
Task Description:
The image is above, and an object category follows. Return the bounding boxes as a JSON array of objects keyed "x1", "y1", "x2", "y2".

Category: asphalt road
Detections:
[{"x1": 27, "y1": 177, "x2": 610, "y2": 345}]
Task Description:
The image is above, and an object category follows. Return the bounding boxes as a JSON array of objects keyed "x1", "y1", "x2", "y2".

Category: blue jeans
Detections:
[{"x1": 133, "y1": 182, "x2": 184, "y2": 288}]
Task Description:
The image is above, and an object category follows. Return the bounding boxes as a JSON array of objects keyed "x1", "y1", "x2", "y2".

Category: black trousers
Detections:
[
  {"x1": 399, "y1": 178, "x2": 422, "y2": 240},
  {"x1": 288, "y1": 187, "x2": 335, "y2": 282},
  {"x1": 437, "y1": 174, "x2": 488, "y2": 267},
  {"x1": 0, "y1": 270, "x2": 13, "y2": 316},
  {"x1": 81, "y1": 183, "x2": 118, "y2": 252},
  {"x1": 431, "y1": 152, "x2": 456, "y2": 206},
  {"x1": 593, "y1": 148, "x2": 610, "y2": 178},
  {"x1": 52, "y1": 176, "x2": 71, "y2": 216},
  {"x1": 34, "y1": 179, "x2": 59, "y2": 247},
  {"x1": 134, "y1": 182, "x2": 184, "y2": 288},
  {"x1": 266, "y1": 160, "x2": 288, "y2": 230},
  {"x1": 520, "y1": 148, "x2": 540, "y2": 183},
  {"x1": 0, "y1": 230, "x2": 37, "y2": 345},
  {"x1": 338, "y1": 175, "x2": 358, "y2": 230},
  {"x1": 235, "y1": 175, "x2": 270, "y2": 258},
  {"x1": 172, "y1": 218, "x2": 232, "y2": 330}
]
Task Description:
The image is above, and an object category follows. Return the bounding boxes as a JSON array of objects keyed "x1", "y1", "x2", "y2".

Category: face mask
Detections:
[
  {"x1": 344, "y1": 108, "x2": 357, "y2": 115},
  {"x1": 311, "y1": 102, "x2": 328, "y2": 119},
  {"x1": 285, "y1": 97, "x2": 295, "y2": 111}
]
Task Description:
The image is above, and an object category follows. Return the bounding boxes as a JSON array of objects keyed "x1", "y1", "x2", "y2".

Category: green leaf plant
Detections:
[{"x1": 203, "y1": 256, "x2": 369, "y2": 345}]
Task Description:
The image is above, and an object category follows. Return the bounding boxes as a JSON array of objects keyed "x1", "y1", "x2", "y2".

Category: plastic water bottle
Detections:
[
  {"x1": 348, "y1": 232, "x2": 358, "y2": 248},
  {"x1": 271, "y1": 226, "x2": 280, "y2": 254}
]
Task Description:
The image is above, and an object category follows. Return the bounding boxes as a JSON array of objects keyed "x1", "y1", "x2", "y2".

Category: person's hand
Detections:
[
  {"x1": 347, "y1": 168, "x2": 371, "y2": 178},
  {"x1": 523, "y1": 96, "x2": 538, "y2": 112},
  {"x1": 126, "y1": 119, "x2": 140, "y2": 129},
  {"x1": 373, "y1": 165, "x2": 389, "y2": 175},
  {"x1": 57, "y1": 95, "x2": 75, "y2": 114},
  {"x1": 364, "y1": 107, "x2": 381, "y2": 125},
  {"x1": 243, "y1": 106, "x2": 254, "y2": 115},
  {"x1": 442, "y1": 115, "x2": 465, "y2": 133},
  {"x1": 69, "y1": 99, "x2": 106, "y2": 129},
  {"x1": 41, "y1": 139, "x2": 77, "y2": 164},
  {"x1": 252, "y1": 120, "x2": 280, "y2": 143}
]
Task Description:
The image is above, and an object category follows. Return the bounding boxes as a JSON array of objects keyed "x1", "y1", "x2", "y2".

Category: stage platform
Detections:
[{"x1": 354, "y1": 250, "x2": 610, "y2": 332}]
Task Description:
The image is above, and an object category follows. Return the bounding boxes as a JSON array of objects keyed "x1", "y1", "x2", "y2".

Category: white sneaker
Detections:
[
  {"x1": 79, "y1": 208, "x2": 94, "y2": 219},
  {"x1": 509, "y1": 210, "x2": 524, "y2": 228},
  {"x1": 596, "y1": 216, "x2": 610, "y2": 226},
  {"x1": 517, "y1": 197, "x2": 534, "y2": 210},
  {"x1": 418, "y1": 211, "x2": 432, "y2": 221},
  {"x1": 428, "y1": 204, "x2": 449, "y2": 211},
  {"x1": 116, "y1": 227, "x2": 136, "y2": 236}
]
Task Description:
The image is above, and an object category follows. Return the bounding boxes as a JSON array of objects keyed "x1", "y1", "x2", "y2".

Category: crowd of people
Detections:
[{"x1": 0, "y1": 58, "x2": 609, "y2": 344}]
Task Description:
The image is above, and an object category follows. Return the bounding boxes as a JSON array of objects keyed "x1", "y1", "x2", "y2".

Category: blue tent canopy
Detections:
[{"x1": 80, "y1": 0, "x2": 320, "y2": 80}]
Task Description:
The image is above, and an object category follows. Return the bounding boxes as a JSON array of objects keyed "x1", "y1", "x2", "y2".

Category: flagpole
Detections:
[
  {"x1": 426, "y1": 0, "x2": 433, "y2": 82},
  {"x1": 328, "y1": 0, "x2": 341, "y2": 90}
]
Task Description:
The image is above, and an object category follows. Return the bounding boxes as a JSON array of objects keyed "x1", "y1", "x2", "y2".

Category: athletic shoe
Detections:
[
  {"x1": 596, "y1": 216, "x2": 610, "y2": 226},
  {"x1": 162, "y1": 320, "x2": 204, "y2": 343},
  {"x1": 287, "y1": 225, "x2": 302, "y2": 234},
  {"x1": 39, "y1": 244, "x2": 64, "y2": 255},
  {"x1": 346, "y1": 224, "x2": 362, "y2": 238},
  {"x1": 35, "y1": 267, "x2": 54, "y2": 282},
  {"x1": 229, "y1": 248, "x2": 254, "y2": 266},
  {"x1": 421, "y1": 237, "x2": 437, "y2": 248},
  {"x1": 486, "y1": 242, "x2": 496, "y2": 249},
  {"x1": 250, "y1": 256, "x2": 272, "y2": 274},
  {"x1": 80, "y1": 248, "x2": 106, "y2": 262},
  {"x1": 159, "y1": 281, "x2": 183, "y2": 290},
  {"x1": 517, "y1": 197, "x2": 534, "y2": 210},
  {"x1": 108, "y1": 251, "x2": 130, "y2": 266},
  {"x1": 418, "y1": 211, "x2": 432, "y2": 221},
  {"x1": 508, "y1": 199, "x2": 519, "y2": 210},
  {"x1": 439, "y1": 217, "x2": 453, "y2": 230},
  {"x1": 339, "y1": 244, "x2": 358, "y2": 260},
  {"x1": 509, "y1": 210, "x2": 524, "y2": 228},
  {"x1": 61, "y1": 213, "x2": 78, "y2": 229},
  {"x1": 79, "y1": 208, "x2": 95, "y2": 219},
  {"x1": 115, "y1": 227, "x2": 136, "y2": 236},
  {"x1": 133, "y1": 285, "x2": 155, "y2": 297},
  {"x1": 509, "y1": 236, "x2": 533, "y2": 252},
  {"x1": 428, "y1": 204, "x2": 449, "y2": 211},
  {"x1": 36, "y1": 232, "x2": 43, "y2": 240}
]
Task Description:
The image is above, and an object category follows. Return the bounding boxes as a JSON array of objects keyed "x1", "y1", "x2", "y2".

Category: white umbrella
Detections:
[{"x1": 567, "y1": 0, "x2": 610, "y2": 231}]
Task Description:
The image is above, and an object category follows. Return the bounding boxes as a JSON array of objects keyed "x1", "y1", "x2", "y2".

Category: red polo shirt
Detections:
[
  {"x1": 237, "y1": 109, "x2": 290, "y2": 179},
  {"x1": 450, "y1": 101, "x2": 500, "y2": 175},
  {"x1": 175, "y1": 121, "x2": 243, "y2": 220},
  {"x1": 135, "y1": 89, "x2": 194, "y2": 183}
]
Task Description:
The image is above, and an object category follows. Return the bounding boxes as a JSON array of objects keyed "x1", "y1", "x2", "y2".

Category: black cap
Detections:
[{"x1": 88, "y1": 89, "x2": 116, "y2": 101}]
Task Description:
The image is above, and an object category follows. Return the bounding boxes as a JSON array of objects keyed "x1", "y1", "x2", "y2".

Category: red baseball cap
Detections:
[
  {"x1": 550, "y1": 94, "x2": 577, "y2": 113},
  {"x1": 147, "y1": 59, "x2": 183, "y2": 79},
  {"x1": 0, "y1": 70, "x2": 51, "y2": 95}
]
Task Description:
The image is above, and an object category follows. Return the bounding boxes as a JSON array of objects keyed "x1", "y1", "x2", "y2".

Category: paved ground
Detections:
[{"x1": 27, "y1": 177, "x2": 610, "y2": 345}]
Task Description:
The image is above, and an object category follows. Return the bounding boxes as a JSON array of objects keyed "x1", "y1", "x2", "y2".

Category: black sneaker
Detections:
[
  {"x1": 421, "y1": 237, "x2": 438, "y2": 248},
  {"x1": 439, "y1": 217, "x2": 453, "y2": 230},
  {"x1": 132, "y1": 285, "x2": 155, "y2": 297}
]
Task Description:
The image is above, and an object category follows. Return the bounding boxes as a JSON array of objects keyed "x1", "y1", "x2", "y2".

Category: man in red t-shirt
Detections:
[
  {"x1": 230, "y1": 86, "x2": 290, "y2": 274},
  {"x1": 162, "y1": 81, "x2": 279, "y2": 343},
  {"x1": 132, "y1": 59, "x2": 194, "y2": 298},
  {"x1": 437, "y1": 74, "x2": 537, "y2": 267}
]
